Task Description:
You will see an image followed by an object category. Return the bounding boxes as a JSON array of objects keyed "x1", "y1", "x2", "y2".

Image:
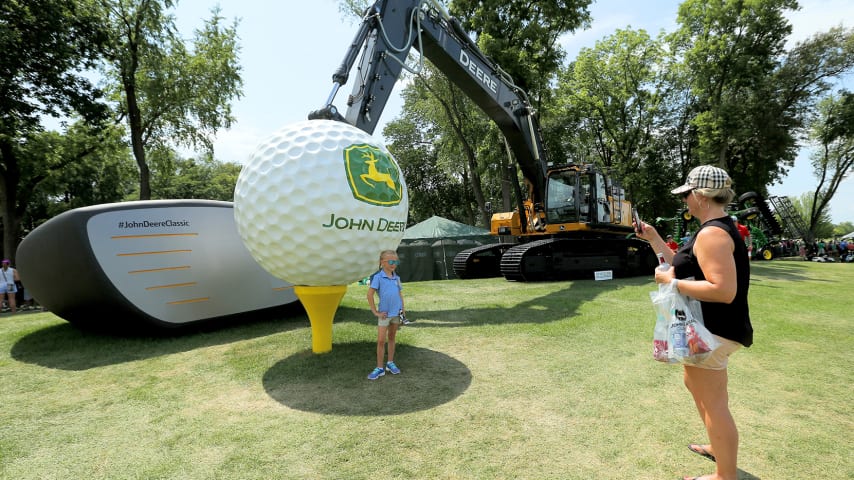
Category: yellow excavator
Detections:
[{"x1": 310, "y1": 0, "x2": 657, "y2": 280}]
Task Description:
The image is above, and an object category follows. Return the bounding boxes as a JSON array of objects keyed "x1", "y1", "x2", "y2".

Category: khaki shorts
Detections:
[
  {"x1": 378, "y1": 315, "x2": 401, "y2": 328},
  {"x1": 690, "y1": 335, "x2": 742, "y2": 370}
]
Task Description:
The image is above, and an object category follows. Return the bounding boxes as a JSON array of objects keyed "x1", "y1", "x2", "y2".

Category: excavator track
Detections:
[
  {"x1": 500, "y1": 237, "x2": 656, "y2": 281},
  {"x1": 453, "y1": 243, "x2": 515, "y2": 279}
]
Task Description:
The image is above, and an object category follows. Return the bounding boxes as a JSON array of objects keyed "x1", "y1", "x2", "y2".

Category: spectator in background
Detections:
[
  {"x1": 19, "y1": 278, "x2": 39, "y2": 311},
  {"x1": 733, "y1": 217, "x2": 751, "y2": 259},
  {"x1": 1, "y1": 259, "x2": 19, "y2": 314},
  {"x1": 665, "y1": 234, "x2": 679, "y2": 252}
]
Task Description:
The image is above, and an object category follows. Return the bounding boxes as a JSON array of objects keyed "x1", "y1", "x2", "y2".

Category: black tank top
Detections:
[{"x1": 673, "y1": 216, "x2": 753, "y2": 347}]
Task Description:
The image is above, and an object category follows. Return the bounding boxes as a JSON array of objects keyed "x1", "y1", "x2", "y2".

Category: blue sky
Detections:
[{"x1": 172, "y1": 0, "x2": 854, "y2": 223}]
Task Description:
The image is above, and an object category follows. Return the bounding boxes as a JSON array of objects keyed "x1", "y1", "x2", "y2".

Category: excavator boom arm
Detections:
[{"x1": 310, "y1": 0, "x2": 548, "y2": 203}]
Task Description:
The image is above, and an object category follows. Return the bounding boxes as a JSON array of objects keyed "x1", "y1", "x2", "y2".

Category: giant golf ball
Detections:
[{"x1": 234, "y1": 120, "x2": 408, "y2": 286}]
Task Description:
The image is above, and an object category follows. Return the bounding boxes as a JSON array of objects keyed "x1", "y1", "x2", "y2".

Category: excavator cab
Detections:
[
  {"x1": 544, "y1": 166, "x2": 622, "y2": 228},
  {"x1": 545, "y1": 170, "x2": 579, "y2": 224}
]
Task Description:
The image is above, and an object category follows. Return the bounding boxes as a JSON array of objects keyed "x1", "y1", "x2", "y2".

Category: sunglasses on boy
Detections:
[{"x1": 386, "y1": 259, "x2": 400, "y2": 265}]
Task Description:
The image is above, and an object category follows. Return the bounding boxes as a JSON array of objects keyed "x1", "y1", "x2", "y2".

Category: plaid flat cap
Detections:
[{"x1": 671, "y1": 165, "x2": 732, "y2": 194}]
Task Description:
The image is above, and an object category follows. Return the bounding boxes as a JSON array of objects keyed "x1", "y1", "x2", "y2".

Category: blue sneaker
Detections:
[
  {"x1": 367, "y1": 367, "x2": 385, "y2": 380},
  {"x1": 385, "y1": 361, "x2": 401, "y2": 375}
]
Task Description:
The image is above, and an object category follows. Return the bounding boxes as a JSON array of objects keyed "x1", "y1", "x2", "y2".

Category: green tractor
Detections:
[{"x1": 652, "y1": 191, "x2": 802, "y2": 261}]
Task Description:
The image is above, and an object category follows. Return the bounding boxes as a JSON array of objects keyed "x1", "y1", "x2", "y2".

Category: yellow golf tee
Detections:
[{"x1": 293, "y1": 285, "x2": 347, "y2": 354}]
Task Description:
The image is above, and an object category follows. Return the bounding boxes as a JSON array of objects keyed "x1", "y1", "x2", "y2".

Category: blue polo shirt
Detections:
[{"x1": 369, "y1": 270, "x2": 403, "y2": 315}]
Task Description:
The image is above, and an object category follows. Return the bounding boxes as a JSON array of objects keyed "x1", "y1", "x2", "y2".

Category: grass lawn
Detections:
[{"x1": 1, "y1": 261, "x2": 851, "y2": 479}]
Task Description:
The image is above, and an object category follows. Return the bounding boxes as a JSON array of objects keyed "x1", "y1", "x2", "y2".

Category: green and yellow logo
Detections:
[{"x1": 343, "y1": 144, "x2": 404, "y2": 207}]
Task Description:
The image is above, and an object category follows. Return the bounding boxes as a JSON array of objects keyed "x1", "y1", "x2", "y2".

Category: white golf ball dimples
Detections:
[{"x1": 234, "y1": 120, "x2": 408, "y2": 286}]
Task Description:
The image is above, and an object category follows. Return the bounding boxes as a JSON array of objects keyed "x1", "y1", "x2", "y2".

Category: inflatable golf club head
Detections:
[
  {"x1": 16, "y1": 200, "x2": 299, "y2": 332},
  {"x1": 233, "y1": 119, "x2": 408, "y2": 353}
]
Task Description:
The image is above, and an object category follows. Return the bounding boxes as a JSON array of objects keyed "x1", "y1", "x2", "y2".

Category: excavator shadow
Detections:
[{"x1": 341, "y1": 275, "x2": 652, "y2": 329}]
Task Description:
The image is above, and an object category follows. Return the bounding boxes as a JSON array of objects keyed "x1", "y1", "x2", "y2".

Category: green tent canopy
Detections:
[
  {"x1": 398, "y1": 216, "x2": 494, "y2": 281},
  {"x1": 402, "y1": 215, "x2": 491, "y2": 240}
]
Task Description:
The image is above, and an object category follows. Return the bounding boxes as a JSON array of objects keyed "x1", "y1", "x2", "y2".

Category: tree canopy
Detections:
[
  {"x1": 449, "y1": 0, "x2": 592, "y2": 109},
  {"x1": 0, "y1": 0, "x2": 245, "y2": 260},
  {"x1": 0, "y1": 0, "x2": 110, "y2": 260},
  {"x1": 382, "y1": 0, "x2": 854, "y2": 238},
  {"x1": 804, "y1": 91, "x2": 854, "y2": 234},
  {"x1": 98, "y1": 0, "x2": 243, "y2": 200}
]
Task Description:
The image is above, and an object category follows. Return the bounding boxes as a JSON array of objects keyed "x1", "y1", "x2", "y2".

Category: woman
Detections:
[
  {"x1": 1, "y1": 259, "x2": 19, "y2": 314},
  {"x1": 637, "y1": 165, "x2": 753, "y2": 480}
]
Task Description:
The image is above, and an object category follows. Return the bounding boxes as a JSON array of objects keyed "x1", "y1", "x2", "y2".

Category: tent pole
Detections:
[{"x1": 442, "y1": 240, "x2": 448, "y2": 279}]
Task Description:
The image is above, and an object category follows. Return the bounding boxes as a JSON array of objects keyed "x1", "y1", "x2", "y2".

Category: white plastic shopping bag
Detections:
[{"x1": 649, "y1": 281, "x2": 720, "y2": 364}]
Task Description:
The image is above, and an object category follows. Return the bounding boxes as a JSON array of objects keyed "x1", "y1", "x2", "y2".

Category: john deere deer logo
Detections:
[{"x1": 343, "y1": 144, "x2": 403, "y2": 206}]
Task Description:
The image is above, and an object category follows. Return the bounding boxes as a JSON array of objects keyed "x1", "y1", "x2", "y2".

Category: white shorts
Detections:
[
  {"x1": 687, "y1": 335, "x2": 742, "y2": 370},
  {"x1": 378, "y1": 315, "x2": 401, "y2": 328}
]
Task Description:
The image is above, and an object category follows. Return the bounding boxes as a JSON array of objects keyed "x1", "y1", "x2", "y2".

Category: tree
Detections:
[
  {"x1": 668, "y1": 0, "x2": 798, "y2": 191},
  {"x1": 555, "y1": 28, "x2": 667, "y2": 212},
  {"x1": 148, "y1": 154, "x2": 242, "y2": 202},
  {"x1": 833, "y1": 221, "x2": 853, "y2": 237},
  {"x1": 415, "y1": 66, "x2": 495, "y2": 226},
  {"x1": 338, "y1": 0, "x2": 372, "y2": 20},
  {"x1": 790, "y1": 192, "x2": 833, "y2": 240},
  {"x1": 384, "y1": 114, "x2": 469, "y2": 224},
  {"x1": 804, "y1": 91, "x2": 854, "y2": 237},
  {"x1": 98, "y1": 0, "x2": 243, "y2": 200},
  {"x1": 22, "y1": 123, "x2": 136, "y2": 232},
  {"x1": 667, "y1": 1, "x2": 854, "y2": 195},
  {"x1": 0, "y1": 0, "x2": 109, "y2": 260},
  {"x1": 385, "y1": 64, "x2": 493, "y2": 226},
  {"x1": 449, "y1": 0, "x2": 592, "y2": 110}
]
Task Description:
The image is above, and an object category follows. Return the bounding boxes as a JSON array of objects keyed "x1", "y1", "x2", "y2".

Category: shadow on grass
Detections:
[
  {"x1": 342, "y1": 275, "x2": 653, "y2": 329},
  {"x1": 10, "y1": 308, "x2": 308, "y2": 371},
  {"x1": 262, "y1": 341, "x2": 470, "y2": 416},
  {"x1": 749, "y1": 261, "x2": 832, "y2": 282},
  {"x1": 10, "y1": 275, "x2": 647, "y2": 371},
  {"x1": 738, "y1": 469, "x2": 761, "y2": 479}
]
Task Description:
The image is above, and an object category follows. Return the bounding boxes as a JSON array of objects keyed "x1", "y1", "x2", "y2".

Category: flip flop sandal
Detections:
[{"x1": 687, "y1": 444, "x2": 716, "y2": 462}]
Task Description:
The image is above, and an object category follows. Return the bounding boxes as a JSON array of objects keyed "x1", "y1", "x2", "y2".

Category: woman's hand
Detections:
[
  {"x1": 654, "y1": 265, "x2": 675, "y2": 284},
  {"x1": 635, "y1": 221, "x2": 658, "y2": 241},
  {"x1": 634, "y1": 221, "x2": 676, "y2": 266}
]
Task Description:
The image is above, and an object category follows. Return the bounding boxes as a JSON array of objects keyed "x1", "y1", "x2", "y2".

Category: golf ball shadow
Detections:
[{"x1": 262, "y1": 342, "x2": 471, "y2": 415}]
